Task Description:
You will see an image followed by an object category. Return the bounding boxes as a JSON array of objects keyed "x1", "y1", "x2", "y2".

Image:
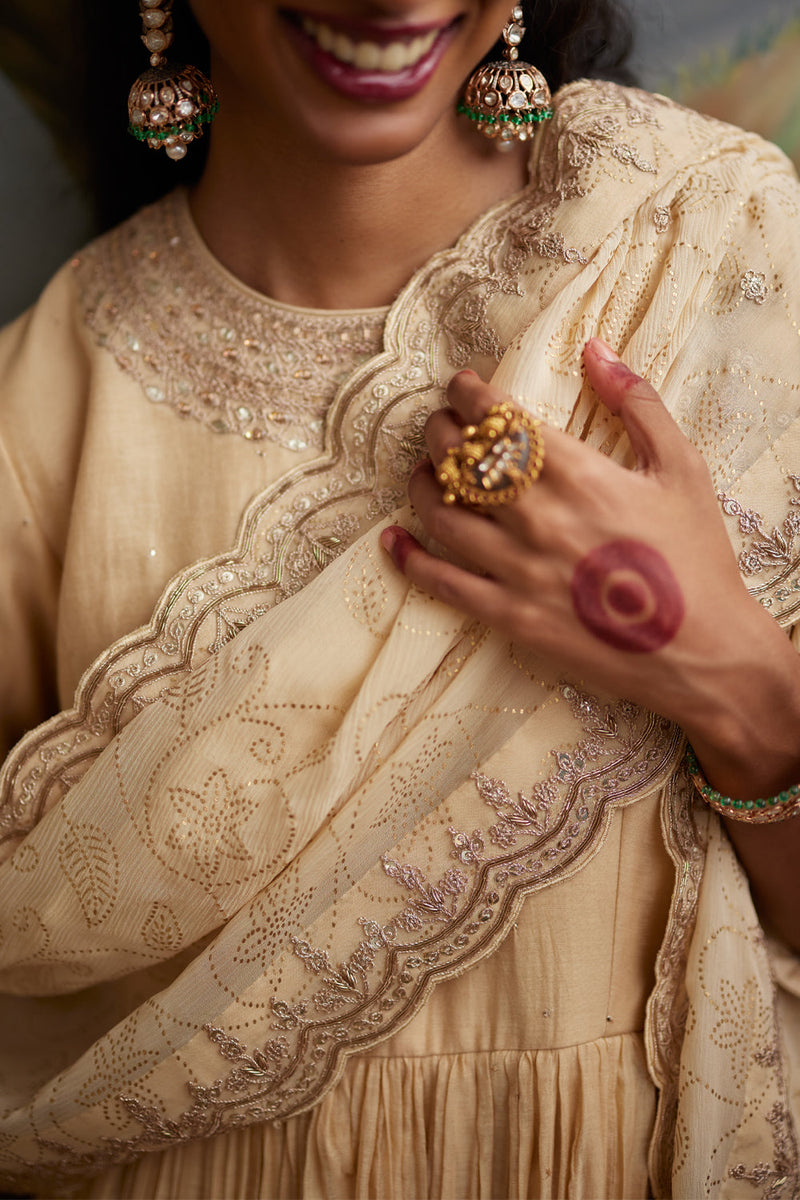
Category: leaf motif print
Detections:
[
  {"x1": 57, "y1": 823, "x2": 119, "y2": 928},
  {"x1": 75, "y1": 1018, "x2": 162, "y2": 1109},
  {"x1": 9, "y1": 844, "x2": 39, "y2": 873},
  {"x1": 141, "y1": 902, "x2": 183, "y2": 952},
  {"x1": 343, "y1": 542, "x2": 388, "y2": 635}
]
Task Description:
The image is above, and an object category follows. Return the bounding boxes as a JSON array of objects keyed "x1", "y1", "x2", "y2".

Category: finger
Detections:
[
  {"x1": 424, "y1": 417, "x2": 559, "y2": 499},
  {"x1": 445, "y1": 369, "x2": 512, "y2": 424},
  {"x1": 407, "y1": 463, "x2": 535, "y2": 582},
  {"x1": 425, "y1": 408, "x2": 465, "y2": 465},
  {"x1": 438, "y1": 371, "x2": 620, "y2": 525},
  {"x1": 421, "y1": 415, "x2": 572, "y2": 548},
  {"x1": 379, "y1": 524, "x2": 535, "y2": 635},
  {"x1": 583, "y1": 339, "x2": 685, "y2": 473}
]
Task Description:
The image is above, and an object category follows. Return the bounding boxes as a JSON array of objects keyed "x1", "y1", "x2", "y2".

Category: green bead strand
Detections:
[{"x1": 685, "y1": 744, "x2": 800, "y2": 823}]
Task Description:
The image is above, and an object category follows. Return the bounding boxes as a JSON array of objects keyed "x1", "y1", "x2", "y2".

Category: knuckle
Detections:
[
  {"x1": 681, "y1": 441, "x2": 712, "y2": 484},
  {"x1": 425, "y1": 502, "x2": 463, "y2": 546},
  {"x1": 506, "y1": 553, "x2": 540, "y2": 600},
  {"x1": 446, "y1": 371, "x2": 509, "y2": 413},
  {"x1": 539, "y1": 506, "x2": 579, "y2": 552},
  {"x1": 576, "y1": 462, "x2": 608, "y2": 496},
  {"x1": 628, "y1": 380, "x2": 662, "y2": 406},
  {"x1": 435, "y1": 572, "x2": 466, "y2": 610},
  {"x1": 509, "y1": 499, "x2": 541, "y2": 544},
  {"x1": 425, "y1": 409, "x2": 453, "y2": 440},
  {"x1": 504, "y1": 594, "x2": 542, "y2": 645}
]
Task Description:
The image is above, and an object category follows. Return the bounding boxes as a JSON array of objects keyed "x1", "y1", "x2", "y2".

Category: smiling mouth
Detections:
[
  {"x1": 299, "y1": 17, "x2": 440, "y2": 71},
  {"x1": 281, "y1": 9, "x2": 462, "y2": 100}
]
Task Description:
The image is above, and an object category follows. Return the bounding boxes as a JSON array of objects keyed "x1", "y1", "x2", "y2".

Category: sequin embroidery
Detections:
[{"x1": 72, "y1": 191, "x2": 387, "y2": 453}]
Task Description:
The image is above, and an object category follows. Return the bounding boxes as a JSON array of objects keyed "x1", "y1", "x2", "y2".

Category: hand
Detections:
[
  {"x1": 381, "y1": 338, "x2": 800, "y2": 948},
  {"x1": 380, "y1": 340, "x2": 800, "y2": 794}
]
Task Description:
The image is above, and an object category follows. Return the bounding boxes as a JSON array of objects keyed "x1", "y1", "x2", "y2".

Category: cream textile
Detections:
[
  {"x1": 84, "y1": 1040, "x2": 655, "y2": 1200},
  {"x1": 0, "y1": 80, "x2": 799, "y2": 1197},
  {"x1": 83, "y1": 794, "x2": 671, "y2": 1199}
]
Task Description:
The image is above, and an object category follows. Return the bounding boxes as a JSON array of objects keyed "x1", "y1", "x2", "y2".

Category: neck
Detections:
[{"x1": 190, "y1": 104, "x2": 528, "y2": 310}]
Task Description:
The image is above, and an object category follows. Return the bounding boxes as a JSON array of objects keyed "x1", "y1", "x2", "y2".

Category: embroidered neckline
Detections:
[
  {"x1": 73, "y1": 189, "x2": 390, "y2": 454},
  {"x1": 72, "y1": 119, "x2": 570, "y2": 457}
]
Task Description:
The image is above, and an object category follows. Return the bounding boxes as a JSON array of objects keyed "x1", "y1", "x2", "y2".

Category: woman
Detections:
[{"x1": 0, "y1": 0, "x2": 798, "y2": 1196}]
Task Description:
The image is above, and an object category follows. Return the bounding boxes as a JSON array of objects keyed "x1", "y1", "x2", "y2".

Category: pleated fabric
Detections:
[{"x1": 83, "y1": 1036, "x2": 655, "y2": 1200}]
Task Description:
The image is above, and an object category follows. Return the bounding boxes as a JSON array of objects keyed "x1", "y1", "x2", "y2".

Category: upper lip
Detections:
[{"x1": 280, "y1": 8, "x2": 462, "y2": 43}]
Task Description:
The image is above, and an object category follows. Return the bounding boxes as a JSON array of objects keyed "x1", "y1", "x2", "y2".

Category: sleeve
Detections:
[
  {"x1": 0, "y1": 423, "x2": 60, "y2": 757},
  {"x1": 0, "y1": 276, "x2": 90, "y2": 758}
]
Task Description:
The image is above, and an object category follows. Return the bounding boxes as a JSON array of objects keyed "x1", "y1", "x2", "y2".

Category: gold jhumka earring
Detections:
[
  {"x1": 127, "y1": 0, "x2": 219, "y2": 160},
  {"x1": 458, "y1": 5, "x2": 552, "y2": 150}
]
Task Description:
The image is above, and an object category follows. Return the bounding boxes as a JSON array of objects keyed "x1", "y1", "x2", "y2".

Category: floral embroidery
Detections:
[
  {"x1": 87, "y1": 687, "x2": 680, "y2": 1146},
  {"x1": 647, "y1": 776, "x2": 800, "y2": 1197},
  {"x1": 740, "y1": 269, "x2": 769, "y2": 305},
  {"x1": 727, "y1": 1101, "x2": 798, "y2": 1196},
  {"x1": 73, "y1": 191, "x2": 387, "y2": 455},
  {"x1": 473, "y1": 771, "x2": 557, "y2": 846},
  {"x1": 611, "y1": 142, "x2": 657, "y2": 173},
  {"x1": 718, "y1": 478, "x2": 800, "y2": 621},
  {"x1": 653, "y1": 205, "x2": 671, "y2": 233}
]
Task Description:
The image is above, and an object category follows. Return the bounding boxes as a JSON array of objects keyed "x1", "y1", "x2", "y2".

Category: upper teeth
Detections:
[{"x1": 302, "y1": 18, "x2": 438, "y2": 70}]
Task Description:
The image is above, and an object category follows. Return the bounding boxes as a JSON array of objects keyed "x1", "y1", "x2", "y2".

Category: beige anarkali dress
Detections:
[
  {"x1": 0, "y1": 81, "x2": 798, "y2": 1198},
  {"x1": 86, "y1": 799, "x2": 672, "y2": 1199}
]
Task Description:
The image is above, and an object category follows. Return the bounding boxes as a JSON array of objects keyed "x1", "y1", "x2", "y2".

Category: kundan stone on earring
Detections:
[
  {"x1": 127, "y1": 0, "x2": 218, "y2": 160},
  {"x1": 459, "y1": 6, "x2": 552, "y2": 150}
]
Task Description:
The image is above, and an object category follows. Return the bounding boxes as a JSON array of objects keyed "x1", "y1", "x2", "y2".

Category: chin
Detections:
[{"x1": 296, "y1": 105, "x2": 460, "y2": 166}]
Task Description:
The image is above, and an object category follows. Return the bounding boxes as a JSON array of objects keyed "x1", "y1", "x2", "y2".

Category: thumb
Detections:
[{"x1": 583, "y1": 338, "x2": 681, "y2": 472}]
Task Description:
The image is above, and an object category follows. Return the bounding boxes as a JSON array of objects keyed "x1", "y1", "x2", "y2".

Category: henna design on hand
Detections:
[{"x1": 570, "y1": 539, "x2": 685, "y2": 653}]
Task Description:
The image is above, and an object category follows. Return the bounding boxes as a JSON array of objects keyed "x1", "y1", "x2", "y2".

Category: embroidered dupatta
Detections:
[{"x1": 0, "y1": 81, "x2": 798, "y2": 1196}]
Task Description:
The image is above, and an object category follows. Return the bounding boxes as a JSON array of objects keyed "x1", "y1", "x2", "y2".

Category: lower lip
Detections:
[{"x1": 283, "y1": 18, "x2": 460, "y2": 102}]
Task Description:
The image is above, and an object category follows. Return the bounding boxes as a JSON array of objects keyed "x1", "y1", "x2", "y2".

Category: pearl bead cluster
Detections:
[
  {"x1": 139, "y1": 0, "x2": 175, "y2": 67},
  {"x1": 502, "y1": 5, "x2": 526, "y2": 60},
  {"x1": 460, "y1": 6, "x2": 553, "y2": 148},
  {"x1": 127, "y1": 0, "x2": 218, "y2": 160}
]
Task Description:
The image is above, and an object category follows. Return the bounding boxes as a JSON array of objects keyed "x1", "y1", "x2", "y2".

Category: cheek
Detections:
[
  {"x1": 570, "y1": 539, "x2": 685, "y2": 654},
  {"x1": 188, "y1": 3, "x2": 274, "y2": 79}
]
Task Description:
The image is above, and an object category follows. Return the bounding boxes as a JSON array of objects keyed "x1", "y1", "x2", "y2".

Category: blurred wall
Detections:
[
  {"x1": 0, "y1": 72, "x2": 90, "y2": 326},
  {"x1": 0, "y1": 0, "x2": 798, "y2": 326},
  {"x1": 632, "y1": 0, "x2": 797, "y2": 86}
]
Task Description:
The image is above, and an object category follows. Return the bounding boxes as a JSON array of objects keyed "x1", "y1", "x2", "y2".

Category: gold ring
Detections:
[{"x1": 436, "y1": 401, "x2": 545, "y2": 509}]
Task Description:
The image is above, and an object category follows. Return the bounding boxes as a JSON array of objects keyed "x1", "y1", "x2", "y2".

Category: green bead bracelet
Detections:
[{"x1": 685, "y1": 745, "x2": 800, "y2": 824}]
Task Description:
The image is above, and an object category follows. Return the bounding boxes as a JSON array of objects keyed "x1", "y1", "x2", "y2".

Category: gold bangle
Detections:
[{"x1": 685, "y1": 745, "x2": 800, "y2": 823}]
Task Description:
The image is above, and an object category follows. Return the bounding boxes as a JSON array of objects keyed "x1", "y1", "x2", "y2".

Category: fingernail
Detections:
[
  {"x1": 588, "y1": 338, "x2": 643, "y2": 388},
  {"x1": 380, "y1": 526, "x2": 414, "y2": 571},
  {"x1": 453, "y1": 369, "x2": 479, "y2": 379},
  {"x1": 587, "y1": 337, "x2": 620, "y2": 364}
]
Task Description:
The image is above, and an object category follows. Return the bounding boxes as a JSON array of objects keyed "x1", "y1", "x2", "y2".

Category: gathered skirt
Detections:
[{"x1": 81, "y1": 797, "x2": 672, "y2": 1199}]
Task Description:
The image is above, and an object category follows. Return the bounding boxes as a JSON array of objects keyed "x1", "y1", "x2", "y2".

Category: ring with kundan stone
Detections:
[{"x1": 436, "y1": 401, "x2": 545, "y2": 508}]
